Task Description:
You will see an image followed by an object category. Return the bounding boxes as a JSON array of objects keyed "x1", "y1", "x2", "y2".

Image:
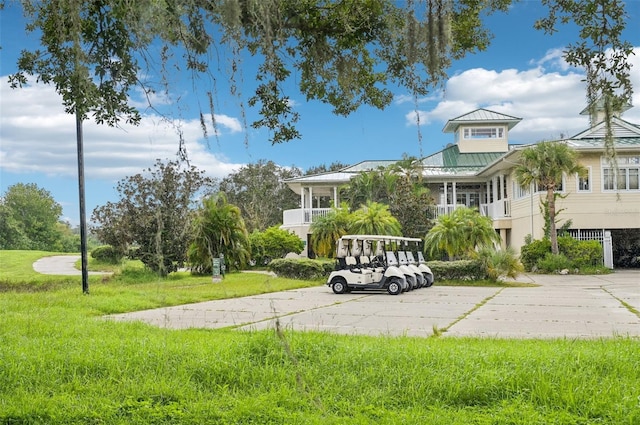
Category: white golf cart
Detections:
[
  {"x1": 403, "y1": 237, "x2": 435, "y2": 287},
  {"x1": 326, "y1": 235, "x2": 409, "y2": 295}
]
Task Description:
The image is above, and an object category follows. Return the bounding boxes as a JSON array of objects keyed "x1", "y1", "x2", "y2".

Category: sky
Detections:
[{"x1": 1, "y1": 1, "x2": 640, "y2": 225}]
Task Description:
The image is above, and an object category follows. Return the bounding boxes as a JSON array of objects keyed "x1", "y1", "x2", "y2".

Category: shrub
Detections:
[
  {"x1": 520, "y1": 239, "x2": 551, "y2": 271},
  {"x1": 478, "y1": 248, "x2": 524, "y2": 281},
  {"x1": 91, "y1": 245, "x2": 122, "y2": 263},
  {"x1": 536, "y1": 253, "x2": 573, "y2": 273},
  {"x1": 425, "y1": 260, "x2": 487, "y2": 281},
  {"x1": 521, "y1": 236, "x2": 605, "y2": 273},
  {"x1": 268, "y1": 258, "x2": 327, "y2": 280},
  {"x1": 558, "y1": 236, "x2": 603, "y2": 267},
  {"x1": 250, "y1": 227, "x2": 304, "y2": 266}
]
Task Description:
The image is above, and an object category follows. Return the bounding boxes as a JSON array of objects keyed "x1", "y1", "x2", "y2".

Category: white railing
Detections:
[
  {"x1": 480, "y1": 199, "x2": 511, "y2": 219},
  {"x1": 282, "y1": 208, "x2": 332, "y2": 226},
  {"x1": 428, "y1": 200, "x2": 511, "y2": 220}
]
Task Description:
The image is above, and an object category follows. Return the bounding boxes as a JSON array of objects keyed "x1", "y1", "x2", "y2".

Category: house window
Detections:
[
  {"x1": 602, "y1": 156, "x2": 640, "y2": 191},
  {"x1": 514, "y1": 183, "x2": 530, "y2": 199},
  {"x1": 577, "y1": 167, "x2": 591, "y2": 192},
  {"x1": 463, "y1": 127, "x2": 504, "y2": 139}
]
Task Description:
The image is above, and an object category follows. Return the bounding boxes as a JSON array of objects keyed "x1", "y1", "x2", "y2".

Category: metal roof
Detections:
[
  {"x1": 419, "y1": 144, "x2": 505, "y2": 171},
  {"x1": 443, "y1": 108, "x2": 522, "y2": 133}
]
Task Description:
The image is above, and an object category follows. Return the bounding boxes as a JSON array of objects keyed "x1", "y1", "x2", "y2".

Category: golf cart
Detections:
[
  {"x1": 326, "y1": 235, "x2": 409, "y2": 295},
  {"x1": 403, "y1": 237, "x2": 435, "y2": 287}
]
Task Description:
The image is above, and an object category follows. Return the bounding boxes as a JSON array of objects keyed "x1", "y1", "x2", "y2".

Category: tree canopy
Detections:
[
  {"x1": 7, "y1": 0, "x2": 634, "y2": 149},
  {"x1": 91, "y1": 159, "x2": 215, "y2": 275},
  {"x1": 0, "y1": 183, "x2": 65, "y2": 250}
]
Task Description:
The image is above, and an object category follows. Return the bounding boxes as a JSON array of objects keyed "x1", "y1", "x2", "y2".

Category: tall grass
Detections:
[{"x1": 1, "y1": 251, "x2": 639, "y2": 423}]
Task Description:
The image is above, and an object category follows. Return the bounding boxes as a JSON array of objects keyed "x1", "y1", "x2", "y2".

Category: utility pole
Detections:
[{"x1": 76, "y1": 110, "x2": 89, "y2": 294}]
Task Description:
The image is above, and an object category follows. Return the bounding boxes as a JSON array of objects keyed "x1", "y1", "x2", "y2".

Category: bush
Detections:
[
  {"x1": 521, "y1": 236, "x2": 605, "y2": 272},
  {"x1": 268, "y1": 258, "x2": 328, "y2": 280},
  {"x1": 520, "y1": 239, "x2": 551, "y2": 271},
  {"x1": 250, "y1": 227, "x2": 304, "y2": 266},
  {"x1": 425, "y1": 260, "x2": 487, "y2": 281},
  {"x1": 536, "y1": 253, "x2": 573, "y2": 273},
  {"x1": 91, "y1": 245, "x2": 122, "y2": 263},
  {"x1": 558, "y1": 236, "x2": 603, "y2": 267},
  {"x1": 478, "y1": 248, "x2": 524, "y2": 281}
]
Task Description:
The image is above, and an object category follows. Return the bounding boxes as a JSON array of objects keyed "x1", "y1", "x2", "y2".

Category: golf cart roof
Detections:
[{"x1": 338, "y1": 235, "x2": 422, "y2": 243}]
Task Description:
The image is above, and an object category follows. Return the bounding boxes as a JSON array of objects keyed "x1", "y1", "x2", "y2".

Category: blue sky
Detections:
[{"x1": 1, "y1": 1, "x2": 640, "y2": 225}]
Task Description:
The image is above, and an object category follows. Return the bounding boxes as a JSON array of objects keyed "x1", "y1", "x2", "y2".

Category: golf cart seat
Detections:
[
  {"x1": 335, "y1": 239, "x2": 349, "y2": 270},
  {"x1": 345, "y1": 256, "x2": 373, "y2": 275}
]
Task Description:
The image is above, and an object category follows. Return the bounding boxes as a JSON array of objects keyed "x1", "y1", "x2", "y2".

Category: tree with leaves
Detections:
[
  {"x1": 0, "y1": 183, "x2": 63, "y2": 250},
  {"x1": 91, "y1": 160, "x2": 215, "y2": 276},
  {"x1": 188, "y1": 193, "x2": 250, "y2": 274},
  {"x1": 350, "y1": 201, "x2": 402, "y2": 236},
  {"x1": 424, "y1": 206, "x2": 499, "y2": 260},
  {"x1": 8, "y1": 1, "x2": 633, "y2": 149},
  {"x1": 309, "y1": 204, "x2": 352, "y2": 258},
  {"x1": 219, "y1": 160, "x2": 301, "y2": 232},
  {"x1": 514, "y1": 141, "x2": 586, "y2": 255}
]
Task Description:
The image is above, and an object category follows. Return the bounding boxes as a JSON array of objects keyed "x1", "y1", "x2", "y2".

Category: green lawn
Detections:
[{"x1": 1, "y1": 250, "x2": 638, "y2": 424}]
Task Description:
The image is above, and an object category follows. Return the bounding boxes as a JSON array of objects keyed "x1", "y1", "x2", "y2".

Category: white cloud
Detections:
[
  {"x1": 405, "y1": 46, "x2": 640, "y2": 143},
  {"x1": 0, "y1": 77, "x2": 245, "y2": 182}
]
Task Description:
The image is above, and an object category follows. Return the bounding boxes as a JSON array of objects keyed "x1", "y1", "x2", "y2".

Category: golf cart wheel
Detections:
[
  {"x1": 425, "y1": 276, "x2": 434, "y2": 287},
  {"x1": 332, "y1": 278, "x2": 348, "y2": 294},
  {"x1": 387, "y1": 279, "x2": 402, "y2": 295}
]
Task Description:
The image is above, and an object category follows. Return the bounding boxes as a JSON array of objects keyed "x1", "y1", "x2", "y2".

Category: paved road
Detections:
[
  {"x1": 32, "y1": 255, "x2": 111, "y2": 276},
  {"x1": 107, "y1": 270, "x2": 640, "y2": 339}
]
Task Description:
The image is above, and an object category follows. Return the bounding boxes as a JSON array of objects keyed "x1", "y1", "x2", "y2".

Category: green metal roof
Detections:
[{"x1": 419, "y1": 144, "x2": 505, "y2": 172}]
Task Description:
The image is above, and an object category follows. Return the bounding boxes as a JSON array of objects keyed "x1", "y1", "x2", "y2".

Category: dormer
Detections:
[
  {"x1": 580, "y1": 97, "x2": 632, "y2": 127},
  {"x1": 442, "y1": 108, "x2": 522, "y2": 154}
]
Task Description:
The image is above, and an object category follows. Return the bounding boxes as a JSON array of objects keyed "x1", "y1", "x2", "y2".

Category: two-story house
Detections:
[{"x1": 282, "y1": 106, "x2": 640, "y2": 267}]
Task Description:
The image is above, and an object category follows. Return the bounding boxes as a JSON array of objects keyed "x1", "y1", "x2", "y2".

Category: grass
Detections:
[{"x1": 1, "y1": 250, "x2": 639, "y2": 424}]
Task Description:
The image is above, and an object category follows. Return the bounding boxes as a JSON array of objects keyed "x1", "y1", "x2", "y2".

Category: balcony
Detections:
[
  {"x1": 427, "y1": 199, "x2": 511, "y2": 220},
  {"x1": 282, "y1": 208, "x2": 333, "y2": 226}
]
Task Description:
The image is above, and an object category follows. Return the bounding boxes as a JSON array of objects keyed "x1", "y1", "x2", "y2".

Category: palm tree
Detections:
[
  {"x1": 514, "y1": 141, "x2": 587, "y2": 255},
  {"x1": 188, "y1": 193, "x2": 250, "y2": 273},
  {"x1": 424, "y1": 207, "x2": 499, "y2": 260},
  {"x1": 349, "y1": 201, "x2": 402, "y2": 236},
  {"x1": 309, "y1": 204, "x2": 351, "y2": 258}
]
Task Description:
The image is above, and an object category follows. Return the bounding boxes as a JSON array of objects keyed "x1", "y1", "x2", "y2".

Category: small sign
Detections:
[{"x1": 212, "y1": 258, "x2": 222, "y2": 283}]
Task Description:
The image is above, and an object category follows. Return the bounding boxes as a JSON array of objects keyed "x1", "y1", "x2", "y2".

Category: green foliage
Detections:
[
  {"x1": 267, "y1": 258, "x2": 328, "y2": 280},
  {"x1": 91, "y1": 160, "x2": 215, "y2": 276},
  {"x1": 558, "y1": 236, "x2": 603, "y2": 268},
  {"x1": 0, "y1": 183, "x2": 64, "y2": 251},
  {"x1": 349, "y1": 201, "x2": 402, "y2": 236},
  {"x1": 521, "y1": 236, "x2": 605, "y2": 273},
  {"x1": 536, "y1": 253, "x2": 573, "y2": 273},
  {"x1": 219, "y1": 160, "x2": 301, "y2": 232},
  {"x1": 477, "y1": 247, "x2": 524, "y2": 281},
  {"x1": 426, "y1": 260, "x2": 488, "y2": 281},
  {"x1": 309, "y1": 204, "x2": 352, "y2": 258},
  {"x1": 514, "y1": 141, "x2": 586, "y2": 254},
  {"x1": 91, "y1": 245, "x2": 122, "y2": 264},
  {"x1": 188, "y1": 194, "x2": 250, "y2": 274},
  {"x1": 520, "y1": 239, "x2": 552, "y2": 271},
  {"x1": 424, "y1": 207, "x2": 499, "y2": 260},
  {"x1": 249, "y1": 226, "x2": 304, "y2": 265}
]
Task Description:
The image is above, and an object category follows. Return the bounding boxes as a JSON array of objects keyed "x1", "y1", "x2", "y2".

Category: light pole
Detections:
[{"x1": 76, "y1": 110, "x2": 89, "y2": 294}]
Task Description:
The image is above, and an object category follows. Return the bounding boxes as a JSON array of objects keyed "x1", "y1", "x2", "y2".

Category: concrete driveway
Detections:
[{"x1": 107, "y1": 270, "x2": 640, "y2": 339}]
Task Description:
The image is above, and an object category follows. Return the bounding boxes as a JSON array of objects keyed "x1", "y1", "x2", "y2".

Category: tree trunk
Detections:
[{"x1": 547, "y1": 188, "x2": 559, "y2": 255}]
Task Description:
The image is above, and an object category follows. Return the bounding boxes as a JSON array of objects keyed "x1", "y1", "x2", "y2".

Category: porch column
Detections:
[
  {"x1": 443, "y1": 182, "x2": 448, "y2": 211},
  {"x1": 491, "y1": 177, "x2": 499, "y2": 218},
  {"x1": 308, "y1": 186, "x2": 313, "y2": 209},
  {"x1": 486, "y1": 181, "x2": 490, "y2": 203},
  {"x1": 452, "y1": 181, "x2": 457, "y2": 207},
  {"x1": 300, "y1": 188, "x2": 305, "y2": 209},
  {"x1": 500, "y1": 228, "x2": 507, "y2": 250},
  {"x1": 333, "y1": 186, "x2": 338, "y2": 208}
]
